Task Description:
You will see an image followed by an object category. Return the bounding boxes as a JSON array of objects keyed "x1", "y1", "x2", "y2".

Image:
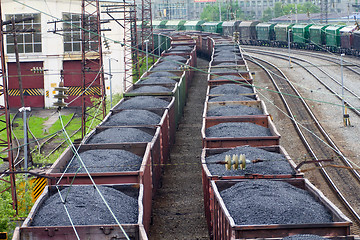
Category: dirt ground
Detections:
[{"x1": 149, "y1": 58, "x2": 209, "y2": 239}]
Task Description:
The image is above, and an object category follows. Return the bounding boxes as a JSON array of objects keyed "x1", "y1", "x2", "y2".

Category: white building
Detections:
[{"x1": 1, "y1": 0, "x2": 126, "y2": 108}]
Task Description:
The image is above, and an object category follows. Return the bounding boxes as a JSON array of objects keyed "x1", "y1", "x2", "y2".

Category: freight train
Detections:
[
  {"x1": 14, "y1": 29, "x2": 356, "y2": 240},
  {"x1": 152, "y1": 20, "x2": 360, "y2": 56}
]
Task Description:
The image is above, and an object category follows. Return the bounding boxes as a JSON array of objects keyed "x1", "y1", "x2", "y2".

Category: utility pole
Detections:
[
  {"x1": 81, "y1": 0, "x2": 107, "y2": 138},
  {"x1": 0, "y1": 1, "x2": 18, "y2": 213},
  {"x1": 11, "y1": 17, "x2": 32, "y2": 172}
]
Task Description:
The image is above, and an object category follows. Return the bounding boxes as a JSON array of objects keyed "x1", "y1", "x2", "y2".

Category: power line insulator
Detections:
[{"x1": 53, "y1": 82, "x2": 68, "y2": 109}]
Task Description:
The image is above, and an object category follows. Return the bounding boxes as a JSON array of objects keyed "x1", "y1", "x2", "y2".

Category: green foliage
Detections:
[
  {"x1": 0, "y1": 178, "x2": 16, "y2": 233},
  {"x1": 271, "y1": 2, "x2": 320, "y2": 19},
  {"x1": 201, "y1": 3, "x2": 244, "y2": 21},
  {"x1": 136, "y1": 55, "x2": 158, "y2": 82},
  {"x1": 32, "y1": 150, "x2": 64, "y2": 166},
  {"x1": 262, "y1": 7, "x2": 274, "y2": 22},
  {"x1": 0, "y1": 174, "x2": 34, "y2": 238}
]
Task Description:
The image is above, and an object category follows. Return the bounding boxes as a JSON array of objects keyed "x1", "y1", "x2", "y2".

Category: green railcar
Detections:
[
  {"x1": 201, "y1": 22, "x2": 223, "y2": 34},
  {"x1": 292, "y1": 24, "x2": 313, "y2": 45},
  {"x1": 184, "y1": 20, "x2": 205, "y2": 31},
  {"x1": 309, "y1": 25, "x2": 328, "y2": 48},
  {"x1": 256, "y1": 23, "x2": 276, "y2": 42},
  {"x1": 274, "y1": 23, "x2": 294, "y2": 44},
  {"x1": 325, "y1": 25, "x2": 345, "y2": 48},
  {"x1": 165, "y1": 20, "x2": 186, "y2": 31},
  {"x1": 153, "y1": 20, "x2": 168, "y2": 29}
]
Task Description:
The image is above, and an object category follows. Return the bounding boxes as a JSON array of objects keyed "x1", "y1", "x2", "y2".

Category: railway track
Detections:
[
  {"x1": 1, "y1": 112, "x2": 80, "y2": 178},
  {"x1": 245, "y1": 54, "x2": 360, "y2": 234},
  {"x1": 243, "y1": 47, "x2": 360, "y2": 117}
]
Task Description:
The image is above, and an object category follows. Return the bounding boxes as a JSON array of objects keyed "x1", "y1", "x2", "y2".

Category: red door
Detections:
[
  {"x1": 8, "y1": 62, "x2": 45, "y2": 108},
  {"x1": 63, "y1": 60, "x2": 101, "y2": 107}
]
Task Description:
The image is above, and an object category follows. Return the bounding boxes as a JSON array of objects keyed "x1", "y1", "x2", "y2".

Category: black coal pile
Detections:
[
  {"x1": 171, "y1": 46, "x2": 192, "y2": 51},
  {"x1": 215, "y1": 46, "x2": 240, "y2": 52},
  {"x1": 115, "y1": 96, "x2": 169, "y2": 109},
  {"x1": 66, "y1": 149, "x2": 142, "y2": 173},
  {"x1": 206, "y1": 122, "x2": 271, "y2": 138},
  {"x1": 151, "y1": 62, "x2": 181, "y2": 71},
  {"x1": 207, "y1": 105, "x2": 263, "y2": 116},
  {"x1": 161, "y1": 55, "x2": 187, "y2": 62},
  {"x1": 213, "y1": 55, "x2": 242, "y2": 61},
  {"x1": 205, "y1": 146, "x2": 295, "y2": 176},
  {"x1": 210, "y1": 84, "x2": 253, "y2": 95},
  {"x1": 214, "y1": 50, "x2": 240, "y2": 56},
  {"x1": 282, "y1": 235, "x2": 329, "y2": 240},
  {"x1": 213, "y1": 62, "x2": 238, "y2": 66},
  {"x1": 129, "y1": 85, "x2": 171, "y2": 93},
  {"x1": 87, "y1": 127, "x2": 153, "y2": 143},
  {"x1": 138, "y1": 77, "x2": 177, "y2": 85},
  {"x1": 210, "y1": 68, "x2": 238, "y2": 74},
  {"x1": 212, "y1": 75, "x2": 246, "y2": 81},
  {"x1": 31, "y1": 185, "x2": 138, "y2": 226},
  {"x1": 103, "y1": 110, "x2": 161, "y2": 126},
  {"x1": 220, "y1": 180, "x2": 333, "y2": 225},
  {"x1": 209, "y1": 95, "x2": 255, "y2": 102},
  {"x1": 146, "y1": 71, "x2": 178, "y2": 78}
]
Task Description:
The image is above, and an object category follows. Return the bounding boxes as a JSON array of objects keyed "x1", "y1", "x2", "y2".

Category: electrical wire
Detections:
[
  {"x1": 58, "y1": 111, "x2": 130, "y2": 240},
  {"x1": 241, "y1": 47, "x2": 360, "y2": 170}
]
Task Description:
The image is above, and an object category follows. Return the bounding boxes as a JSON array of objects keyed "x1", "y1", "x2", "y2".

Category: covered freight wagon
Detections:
[
  {"x1": 325, "y1": 25, "x2": 345, "y2": 52},
  {"x1": 165, "y1": 20, "x2": 186, "y2": 31},
  {"x1": 238, "y1": 20, "x2": 260, "y2": 44},
  {"x1": 256, "y1": 23, "x2": 276, "y2": 45},
  {"x1": 152, "y1": 20, "x2": 168, "y2": 29},
  {"x1": 292, "y1": 24, "x2": 313, "y2": 48},
  {"x1": 352, "y1": 30, "x2": 360, "y2": 56},
  {"x1": 202, "y1": 22, "x2": 223, "y2": 34},
  {"x1": 274, "y1": 23, "x2": 294, "y2": 47},
  {"x1": 340, "y1": 25, "x2": 358, "y2": 54},
  {"x1": 309, "y1": 24, "x2": 328, "y2": 50},
  {"x1": 222, "y1": 21, "x2": 241, "y2": 37},
  {"x1": 184, "y1": 20, "x2": 205, "y2": 31}
]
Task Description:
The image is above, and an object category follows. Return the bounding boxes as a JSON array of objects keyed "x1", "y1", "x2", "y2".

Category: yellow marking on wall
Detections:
[
  {"x1": 9, "y1": 89, "x2": 44, "y2": 96},
  {"x1": 66, "y1": 86, "x2": 101, "y2": 96}
]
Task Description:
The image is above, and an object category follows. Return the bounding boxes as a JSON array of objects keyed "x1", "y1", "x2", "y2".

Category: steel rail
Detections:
[
  {"x1": 245, "y1": 54, "x2": 360, "y2": 227},
  {"x1": 244, "y1": 48, "x2": 360, "y2": 116}
]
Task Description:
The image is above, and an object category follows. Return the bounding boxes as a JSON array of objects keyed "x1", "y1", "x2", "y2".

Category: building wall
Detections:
[{"x1": 2, "y1": 0, "x2": 125, "y2": 108}]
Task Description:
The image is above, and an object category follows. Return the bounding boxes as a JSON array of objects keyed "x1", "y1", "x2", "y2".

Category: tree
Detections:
[
  {"x1": 262, "y1": 7, "x2": 274, "y2": 22},
  {"x1": 200, "y1": 2, "x2": 244, "y2": 21}
]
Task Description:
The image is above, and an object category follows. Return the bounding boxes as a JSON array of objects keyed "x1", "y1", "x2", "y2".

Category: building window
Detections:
[
  {"x1": 63, "y1": 13, "x2": 99, "y2": 53},
  {"x1": 6, "y1": 13, "x2": 41, "y2": 54}
]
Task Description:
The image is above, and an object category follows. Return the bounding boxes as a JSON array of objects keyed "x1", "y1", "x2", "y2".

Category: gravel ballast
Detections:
[
  {"x1": 209, "y1": 95, "x2": 255, "y2": 102},
  {"x1": 115, "y1": 96, "x2": 169, "y2": 109},
  {"x1": 87, "y1": 127, "x2": 153, "y2": 143},
  {"x1": 31, "y1": 185, "x2": 138, "y2": 226},
  {"x1": 207, "y1": 105, "x2": 263, "y2": 116},
  {"x1": 205, "y1": 146, "x2": 295, "y2": 176},
  {"x1": 206, "y1": 122, "x2": 272, "y2": 138},
  {"x1": 129, "y1": 85, "x2": 171, "y2": 93},
  {"x1": 66, "y1": 149, "x2": 142, "y2": 173},
  {"x1": 103, "y1": 109, "x2": 161, "y2": 126},
  {"x1": 282, "y1": 235, "x2": 329, "y2": 240},
  {"x1": 210, "y1": 84, "x2": 254, "y2": 95},
  {"x1": 220, "y1": 180, "x2": 333, "y2": 225}
]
